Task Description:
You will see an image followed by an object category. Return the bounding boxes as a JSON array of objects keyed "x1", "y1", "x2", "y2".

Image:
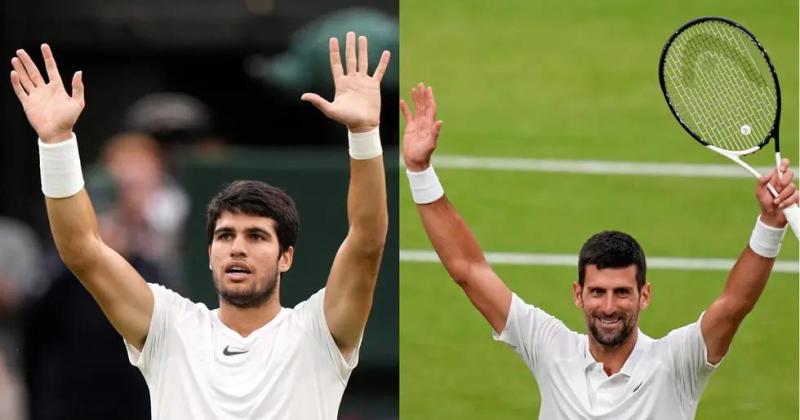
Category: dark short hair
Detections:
[
  {"x1": 578, "y1": 231, "x2": 646, "y2": 290},
  {"x1": 206, "y1": 180, "x2": 299, "y2": 253}
]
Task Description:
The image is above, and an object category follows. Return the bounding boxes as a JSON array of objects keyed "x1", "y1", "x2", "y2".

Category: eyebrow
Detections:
[
  {"x1": 589, "y1": 287, "x2": 632, "y2": 292},
  {"x1": 214, "y1": 227, "x2": 273, "y2": 237}
]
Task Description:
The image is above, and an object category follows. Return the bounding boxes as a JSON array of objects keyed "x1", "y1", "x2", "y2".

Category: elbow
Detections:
[
  {"x1": 729, "y1": 302, "x2": 755, "y2": 320},
  {"x1": 56, "y1": 236, "x2": 102, "y2": 273},
  {"x1": 717, "y1": 296, "x2": 755, "y2": 321},
  {"x1": 448, "y1": 260, "x2": 485, "y2": 289},
  {"x1": 348, "y1": 223, "x2": 388, "y2": 258},
  {"x1": 351, "y1": 213, "x2": 388, "y2": 253}
]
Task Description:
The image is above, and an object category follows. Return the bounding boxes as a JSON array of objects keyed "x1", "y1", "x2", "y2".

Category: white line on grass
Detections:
[
  {"x1": 415, "y1": 155, "x2": 775, "y2": 178},
  {"x1": 400, "y1": 250, "x2": 799, "y2": 273}
]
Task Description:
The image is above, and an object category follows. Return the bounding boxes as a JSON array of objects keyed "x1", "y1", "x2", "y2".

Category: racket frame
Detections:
[{"x1": 659, "y1": 16, "x2": 799, "y2": 239}]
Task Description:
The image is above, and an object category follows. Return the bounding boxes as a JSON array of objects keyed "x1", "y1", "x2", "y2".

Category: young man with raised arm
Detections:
[
  {"x1": 10, "y1": 33, "x2": 389, "y2": 419},
  {"x1": 400, "y1": 83, "x2": 797, "y2": 419}
]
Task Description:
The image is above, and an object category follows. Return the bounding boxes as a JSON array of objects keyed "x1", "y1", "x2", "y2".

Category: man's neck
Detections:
[
  {"x1": 588, "y1": 328, "x2": 639, "y2": 377},
  {"x1": 218, "y1": 297, "x2": 282, "y2": 338}
]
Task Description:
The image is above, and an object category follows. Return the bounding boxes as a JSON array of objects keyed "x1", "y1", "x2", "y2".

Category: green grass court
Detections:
[{"x1": 400, "y1": 0, "x2": 799, "y2": 418}]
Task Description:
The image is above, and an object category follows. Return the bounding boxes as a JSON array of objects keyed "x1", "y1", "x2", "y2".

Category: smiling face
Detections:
[
  {"x1": 574, "y1": 265, "x2": 650, "y2": 348},
  {"x1": 208, "y1": 211, "x2": 293, "y2": 309}
]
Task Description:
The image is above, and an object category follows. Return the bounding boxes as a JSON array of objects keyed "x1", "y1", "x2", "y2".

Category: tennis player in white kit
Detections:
[
  {"x1": 10, "y1": 33, "x2": 390, "y2": 419},
  {"x1": 400, "y1": 84, "x2": 798, "y2": 420}
]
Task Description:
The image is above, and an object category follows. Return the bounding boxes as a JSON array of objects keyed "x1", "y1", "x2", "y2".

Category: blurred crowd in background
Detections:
[{"x1": 0, "y1": 0, "x2": 398, "y2": 419}]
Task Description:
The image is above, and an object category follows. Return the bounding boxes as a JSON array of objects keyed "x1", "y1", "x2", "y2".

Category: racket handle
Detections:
[{"x1": 783, "y1": 204, "x2": 800, "y2": 240}]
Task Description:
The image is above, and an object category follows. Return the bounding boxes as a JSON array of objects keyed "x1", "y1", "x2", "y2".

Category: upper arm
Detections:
[
  {"x1": 699, "y1": 296, "x2": 742, "y2": 365},
  {"x1": 416, "y1": 197, "x2": 512, "y2": 333},
  {"x1": 323, "y1": 233, "x2": 384, "y2": 358},
  {"x1": 70, "y1": 239, "x2": 154, "y2": 350},
  {"x1": 323, "y1": 156, "x2": 388, "y2": 358},
  {"x1": 459, "y1": 262, "x2": 513, "y2": 334},
  {"x1": 700, "y1": 247, "x2": 774, "y2": 364}
]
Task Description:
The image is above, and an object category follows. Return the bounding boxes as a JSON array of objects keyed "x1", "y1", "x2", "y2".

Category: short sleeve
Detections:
[
  {"x1": 662, "y1": 312, "x2": 721, "y2": 403},
  {"x1": 492, "y1": 293, "x2": 574, "y2": 375},
  {"x1": 124, "y1": 283, "x2": 194, "y2": 375},
  {"x1": 292, "y1": 288, "x2": 360, "y2": 382}
]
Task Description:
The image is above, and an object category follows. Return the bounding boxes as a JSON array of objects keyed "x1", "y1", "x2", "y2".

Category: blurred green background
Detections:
[{"x1": 400, "y1": 0, "x2": 798, "y2": 418}]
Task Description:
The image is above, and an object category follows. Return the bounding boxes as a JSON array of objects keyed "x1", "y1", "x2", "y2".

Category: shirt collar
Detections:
[{"x1": 583, "y1": 329, "x2": 648, "y2": 377}]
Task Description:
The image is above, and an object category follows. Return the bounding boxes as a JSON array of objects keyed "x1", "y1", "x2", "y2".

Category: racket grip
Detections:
[{"x1": 783, "y1": 204, "x2": 800, "y2": 240}]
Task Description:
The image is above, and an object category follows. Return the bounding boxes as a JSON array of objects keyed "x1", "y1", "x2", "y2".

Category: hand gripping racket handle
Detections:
[{"x1": 764, "y1": 182, "x2": 800, "y2": 240}]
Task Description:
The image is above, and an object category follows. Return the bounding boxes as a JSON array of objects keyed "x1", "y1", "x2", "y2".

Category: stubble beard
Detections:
[
  {"x1": 587, "y1": 310, "x2": 637, "y2": 348},
  {"x1": 215, "y1": 266, "x2": 279, "y2": 309}
]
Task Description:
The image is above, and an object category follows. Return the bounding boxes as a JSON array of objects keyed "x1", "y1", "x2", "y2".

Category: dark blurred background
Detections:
[{"x1": 0, "y1": 0, "x2": 398, "y2": 419}]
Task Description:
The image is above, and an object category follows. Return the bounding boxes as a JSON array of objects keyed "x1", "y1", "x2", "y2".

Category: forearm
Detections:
[
  {"x1": 716, "y1": 247, "x2": 773, "y2": 316},
  {"x1": 45, "y1": 189, "x2": 104, "y2": 269},
  {"x1": 39, "y1": 136, "x2": 103, "y2": 269},
  {"x1": 418, "y1": 197, "x2": 489, "y2": 285},
  {"x1": 346, "y1": 155, "x2": 388, "y2": 254}
]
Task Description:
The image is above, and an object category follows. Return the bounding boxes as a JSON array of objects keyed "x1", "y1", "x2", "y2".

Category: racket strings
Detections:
[
  {"x1": 674, "y1": 24, "x2": 769, "y2": 149},
  {"x1": 670, "y1": 24, "x2": 771, "y2": 150},
  {"x1": 663, "y1": 21, "x2": 777, "y2": 152}
]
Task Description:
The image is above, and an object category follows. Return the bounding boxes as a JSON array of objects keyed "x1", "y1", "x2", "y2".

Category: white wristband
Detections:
[
  {"x1": 748, "y1": 216, "x2": 787, "y2": 258},
  {"x1": 348, "y1": 127, "x2": 382, "y2": 160},
  {"x1": 406, "y1": 165, "x2": 444, "y2": 204},
  {"x1": 39, "y1": 134, "x2": 85, "y2": 198}
]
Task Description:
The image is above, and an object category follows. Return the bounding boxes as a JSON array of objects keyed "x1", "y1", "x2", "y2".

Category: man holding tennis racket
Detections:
[
  {"x1": 401, "y1": 83, "x2": 797, "y2": 420},
  {"x1": 10, "y1": 33, "x2": 389, "y2": 420}
]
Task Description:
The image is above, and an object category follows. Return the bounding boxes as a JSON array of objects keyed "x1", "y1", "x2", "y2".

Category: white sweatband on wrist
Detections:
[
  {"x1": 348, "y1": 127, "x2": 382, "y2": 160},
  {"x1": 406, "y1": 165, "x2": 444, "y2": 204},
  {"x1": 749, "y1": 216, "x2": 787, "y2": 258},
  {"x1": 39, "y1": 134, "x2": 85, "y2": 198}
]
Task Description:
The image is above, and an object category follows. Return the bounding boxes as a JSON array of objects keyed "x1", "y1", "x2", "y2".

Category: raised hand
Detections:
[
  {"x1": 301, "y1": 32, "x2": 390, "y2": 133},
  {"x1": 400, "y1": 83, "x2": 443, "y2": 171},
  {"x1": 756, "y1": 159, "x2": 798, "y2": 227},
  {"x1": 10, "y1": 44, "x2": 84, "y2": 143}
]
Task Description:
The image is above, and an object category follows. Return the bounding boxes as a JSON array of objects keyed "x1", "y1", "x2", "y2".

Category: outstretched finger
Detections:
[
  {"x1": 413, "y1": 83, "x2": 425, "y2": 114},
  {"x1": 10, "y1": 71, "x2": 29, "y2": 102},
  {"x1": 300, "y1": 92, "x2": 333, "y2": 116},
  {"x1": 344, "y1": 32, "x2": 356, "y2": 74},
  {"x1": 10, "y1": 57, "x2": 34, "y2": 94},
  {"x1": 372, "y1": 50, "x2": 390, "y2": 82},
  {"x1": 329, "y1": 38, "x2": 343, "y2": 79},
  {"x1": 432, "y1": 120, "x2": 444, "y2": 140},
  {"x1": 425, "y1": 86, "x2": 436, "y2": 117},
  {"x1": 41, "y1": 44, "x2": 62, "y2": 86},
  {"x1": 16, "y1": 49, "x2": 45, "y2": 87},
  {"x1": 357, "y1": 35, "x2": 368, "y2": 74},
  {"x1": 400, "y1": 99, "x2": 412, "y2": 122},
  {"x1": 71, "y1": 71, "x2": 84, "y2": 104}
]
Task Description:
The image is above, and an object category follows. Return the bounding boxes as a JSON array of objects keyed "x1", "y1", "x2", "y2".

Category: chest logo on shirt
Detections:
[
  {"x1": 632, "y1": 381, "x2": 644, "y2": 393},
  {"x1": 223, "y1": 345, "x2": 248, "y2": 356}
]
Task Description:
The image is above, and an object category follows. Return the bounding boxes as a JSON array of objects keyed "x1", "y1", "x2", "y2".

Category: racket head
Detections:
[{"x1": 658, "y1": 16, "x2": 781, "y2": 155}]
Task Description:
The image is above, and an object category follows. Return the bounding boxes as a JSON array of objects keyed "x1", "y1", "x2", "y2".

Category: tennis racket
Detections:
[{"x1": 659, "y1": 16, "x2": 799, "y2": 239}]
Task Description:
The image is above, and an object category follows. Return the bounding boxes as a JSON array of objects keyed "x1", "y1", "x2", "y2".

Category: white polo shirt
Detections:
[
  {"x1": 493, "y1": 293, "x2": 720, "y2": 420},
  {"x1": 125, "y1": 284, "x2": 359, "y2": 420}
]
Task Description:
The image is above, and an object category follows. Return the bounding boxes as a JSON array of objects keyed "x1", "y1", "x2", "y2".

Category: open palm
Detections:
[
  {"x1": 10, "y1": 44, "x2": 84, "y2": 143},
  {"x1": 401, "y1": 83, "x2": 443, "y2": 171},
  {"x1": 302, "y1": 32, "x2": 390, "y2": 133}
]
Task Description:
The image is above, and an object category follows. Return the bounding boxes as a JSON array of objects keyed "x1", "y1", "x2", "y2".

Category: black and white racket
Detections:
[{"x1": 659, "y1": 16, "x2": 799, "y2": 239}]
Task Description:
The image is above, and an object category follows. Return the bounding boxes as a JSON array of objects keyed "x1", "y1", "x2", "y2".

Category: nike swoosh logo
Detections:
[
  {"x1": 632, "y1": 381, "x2": 643, "y2": 393},
  {"x1": 223, "y1": 345, "x2": 248, "y2": 356}
]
